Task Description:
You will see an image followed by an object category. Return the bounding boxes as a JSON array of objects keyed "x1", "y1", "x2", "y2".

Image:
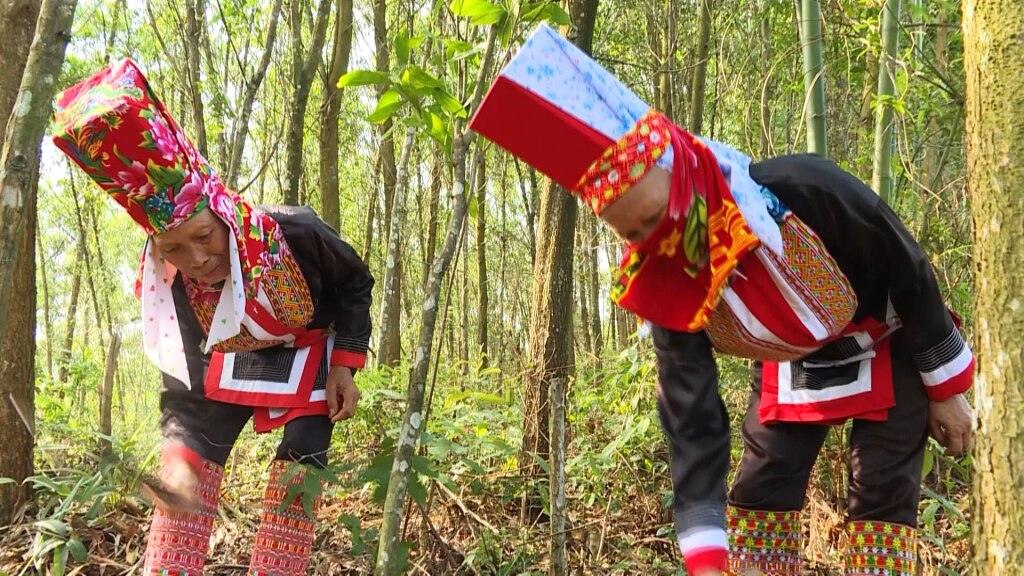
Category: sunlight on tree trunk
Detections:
[
  {"x1": 378, "y1": 128, "x2": 414, "y2": 367},
  {"x1": 688, "y1": 0, "x2": 712, "y2": 133},
  {"x1": 183, "y1": 0, "x2": 208, "y2": 157},
  {"x1": 963, "y1": 0, "x2": 1024, "y2": 570},
  {"x1": 871, "y1": 0, "x2": 901, "y2": 202},
  {"x1": 475, "y1": 153, "x2": 489, "y2": 367},
  {"x1": 283, "y1": 0, "x2": 331, "y2": 205},
  {"x1": 319, "y1": 0, "x2": 354, "y2": 230},
  {"x1": 797, "y1": 0, "x2": 827, "y2": 156},
  {"x1": 0, "y1": 0, "x2": 75, "y2": 524},
  {"x1": 99, "y1": 335, "x2": 121, "y2": 457}
]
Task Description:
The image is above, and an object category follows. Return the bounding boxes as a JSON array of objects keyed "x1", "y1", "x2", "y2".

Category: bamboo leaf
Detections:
[{"x1": 338, "y1": 69, "x2": 391, "y2": 88}]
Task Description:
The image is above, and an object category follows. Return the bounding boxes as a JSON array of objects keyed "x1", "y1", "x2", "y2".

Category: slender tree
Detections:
[
  {"x1": 688, "y1": 0, "x2": 712, "y2": 133},
  {"x1": 374, "y1": 25, "x2": 499, "y2": 576},
  {"x1": 871, "y1": 0, "x2": 902, "y2": 201},
  {"x1": 283, "y1": 0, "x2": 332, "y2": 204},
  {"x1": 797, "y1": 0, "x2": 827, "y2": 156},
  {"x1": 319, "y1": 0, "x2": 355, "y2": 230}
]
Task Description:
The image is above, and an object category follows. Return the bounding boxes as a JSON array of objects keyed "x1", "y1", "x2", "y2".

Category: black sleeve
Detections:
[
  {"x1": 651, "y1": 326, "x2": 730, "y2": 537},
  {"x1": 307, "y1": 216, "x2": 375, "y2": 365}
]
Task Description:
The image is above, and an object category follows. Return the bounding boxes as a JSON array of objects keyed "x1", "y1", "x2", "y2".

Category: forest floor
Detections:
[{"x1": 0, "y1": 466, "x2": 968, "y2": 575}]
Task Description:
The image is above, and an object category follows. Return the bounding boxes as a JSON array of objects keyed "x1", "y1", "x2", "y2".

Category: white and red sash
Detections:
[{"x1": 758, "y1": 313, "x2": 901, "y2": 424}]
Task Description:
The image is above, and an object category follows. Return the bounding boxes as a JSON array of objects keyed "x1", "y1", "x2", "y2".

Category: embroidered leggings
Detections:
[{"x1": 729, "y1": 332, "x2": 929, "y2": 524}]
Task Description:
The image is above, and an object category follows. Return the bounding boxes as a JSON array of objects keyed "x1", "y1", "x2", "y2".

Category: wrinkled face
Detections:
[
  {"x1": 598, "y1": 166, "x2": 671, "y2": 246},
  {"x1": 152, "y1": 207, "x2": 232, "y2": 284}
]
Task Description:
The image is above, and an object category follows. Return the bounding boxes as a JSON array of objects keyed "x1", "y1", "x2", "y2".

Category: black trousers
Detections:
[
  {"x1": 160, "y1": 390, "x2": 334, "y2": 469},
  {"x1": 728, "y1": 332, "x2": 929, "y2": 526}
]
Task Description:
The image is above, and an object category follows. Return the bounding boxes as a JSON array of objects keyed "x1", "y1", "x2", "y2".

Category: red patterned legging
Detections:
[
  {"x1": 142, "y1": 460, "x2": 224, "y2": 575},
  {"x1": 249, "y1": 460, "x2": 321, "y2": 576}
]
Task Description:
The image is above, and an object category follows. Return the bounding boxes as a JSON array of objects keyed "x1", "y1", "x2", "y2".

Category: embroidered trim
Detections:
[
  {"x1": 845, "y1": 521, "x2": 917, "y2": 576},
  {"x1": 574, "y1": 109, "x2": 671, "y2": 215},
  {"x1": 191, "y1": 245, "x2": 313, "y2": 354},
  {"x1": 726, "y1": 506, "x2": 802, "y2": 576}
]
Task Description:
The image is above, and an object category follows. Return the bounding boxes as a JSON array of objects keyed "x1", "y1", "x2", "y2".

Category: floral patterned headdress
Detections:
[
  {"x1": 52, "y1": 59, "x2": 285, "y2": 382},
  {"x1": 469, "y1": 24, "x2": 784, "y2": 331}
]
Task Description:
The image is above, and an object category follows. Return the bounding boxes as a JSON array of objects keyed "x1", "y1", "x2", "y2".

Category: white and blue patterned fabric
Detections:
[{"x1": 503, "y1": 24, "x2": 782, "y2": 252}]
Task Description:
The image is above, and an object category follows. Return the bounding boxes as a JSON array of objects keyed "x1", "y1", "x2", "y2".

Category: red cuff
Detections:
[
  {"x1": 683, "y1": 547, "x2": 728, "y2": 573},
  {"x1": 331, "y1": 349, "x2": 367, "y2": 369},
  {"x1": 923, "y1": 357, "x2": 975, "y2": 402},
  {"x1": 163, "y1": 442, "x2": 206, "y2": 473}
]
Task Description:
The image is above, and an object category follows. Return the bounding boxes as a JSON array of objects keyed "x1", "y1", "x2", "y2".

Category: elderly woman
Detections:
[
  {"x1": 53, "y1": 59, "x2": 374, "y2": 575},
  {"x1": 470, "y1": 25, "x2": 974, "y2": 576}
]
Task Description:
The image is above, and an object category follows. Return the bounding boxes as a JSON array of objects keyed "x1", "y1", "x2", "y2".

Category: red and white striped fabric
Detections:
[
  {"x1": 704, "y1": 213, "x2": 858, "y2": 362},
  {"x1": 677, "y1": 527, "x2": 729, "y2": 573}
]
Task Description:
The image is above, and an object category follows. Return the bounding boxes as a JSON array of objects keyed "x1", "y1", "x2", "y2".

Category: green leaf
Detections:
[
  {"x1": 523, "y1": 2, "x2": 571, "y2": 26},
  {"x1": 402, "y1": 66, "x2": 444, "y2": 90},
  {"x1": 338, "y1": 69, "x2": 391, "y2": 88},
  {"x1": 527, "y1": 451, "x2": 552, "y2": 475},
  {"x1": 34, "y1": 519, "x2": 71, "y2": 538},
  {"x1": 67, "y1": 537, "x2": 88, "y2": 563},
  {"x1": 921, "y1": 445, "x2": 934, "y2": 478},
  {"x1": 338, "y1": 514, "x2": 365, "y2": 555},
  {"x1": 429, "y1": 88, "x2": 467, "y2": 117},
  {"x1": 443, "y1": 39, "x2": 478, "y2": 62},
  {"x1": 367, "y1": 89, "x2": 405, "y2": 123},
  {"x1": 53, "y1": 543, "x2": 69, "y2": 576},
  {"x1": 428, "y1": 112, "x2": 447, "y2": 142},
  {"x1": 395, "y1": 30, "x2": 411, "y2": 66},
  {"x1": 408, "y1": 472, "x2": 428, "y2": 506},
  {"x1": 449, "y1": 0, "x2": 506, "y2": 25},
  {"x1": 0, "y1": 477, "x2": 17, "y2": 485}
]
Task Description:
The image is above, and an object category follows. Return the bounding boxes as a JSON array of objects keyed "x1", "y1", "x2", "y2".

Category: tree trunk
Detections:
[
  {"x1": 870, "y1": 0, "x2": 901, "y2": 202},
  {"x1": 586, "y1": 213, "x2": 602, "y2": 357},
  {"x1": 549, "y1": 374, "x2": 568, "y2": 576},
  {"x1": 964, "y1": 0, "x2": 1024, "y2": 570},
  {"x1": 318, "y1": 0, "x2": 354, "y2": 229},
  {"x1": 371, "y1": 0, "x2": 401, "y2": 362},
  {"x1": 378, "y1": 127, "x2": 414, "y2": 367},
  {"x1": 475, "y1": 153, "x2": 489, "y2": 366},
  {"x1": 37, "y1": 216, "x2": 53, "y2": 379},
  {"x1": 688, "y1": 0, "x2": 712, "y2": 133},
  {"x1": 99, "y1": 334, "x2": 121, "y2": 457},
  {"x1": 520, "y1": 0, "x2": 598, "y2": 541},
  {"x1": 423, "y1": 144, "x2": 443, "y2": 288},
  {"x1": 362, "y1": 151, "x2": 381, "y2": 261},
  {"x1": 797, "y1": 0, "x2": 827, "y2": 156},
  {"x1": 759, "y1": 0, "x2": 773, "y2": 158},
  {"x1": 374, "y1": 25, "x2": 499, "y2": 576},
  {"x1": 58, "y1": 242, "x2": 83, "y2": 385},
  {"x1": 183, "y1": 0, "x2": 208, "y2": 157},
  {"x1": 283, "y1": 0, "x2": 332, "y2": 205},
  {"x1": 225, "y1": 0, "x2": 284, "y2": 190},
  {"x1": 0, "y1": 0, "x2": 74, "y2": 524},
  {"x1": 73, "y1": 186, "x2": 105, "y2": 350}
]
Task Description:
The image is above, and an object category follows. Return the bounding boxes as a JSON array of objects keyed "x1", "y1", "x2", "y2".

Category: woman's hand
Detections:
[
  {"x1": 140, "y1": 449, "x2": 200, "y2": 513},
  {"x1": 326, "y1": 366, "x2": 360, "y2": 422},
  {"x1": 928, "y1": 393, "x2": 973, "y2": 457}
]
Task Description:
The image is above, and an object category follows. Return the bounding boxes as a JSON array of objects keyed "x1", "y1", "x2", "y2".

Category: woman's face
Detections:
[
  {"x1": 152, "y1": 207, "x2": 232, "y2": 284},
  {"x1": 598, "y1": 166, "x2": 671, "y2": 246}
]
